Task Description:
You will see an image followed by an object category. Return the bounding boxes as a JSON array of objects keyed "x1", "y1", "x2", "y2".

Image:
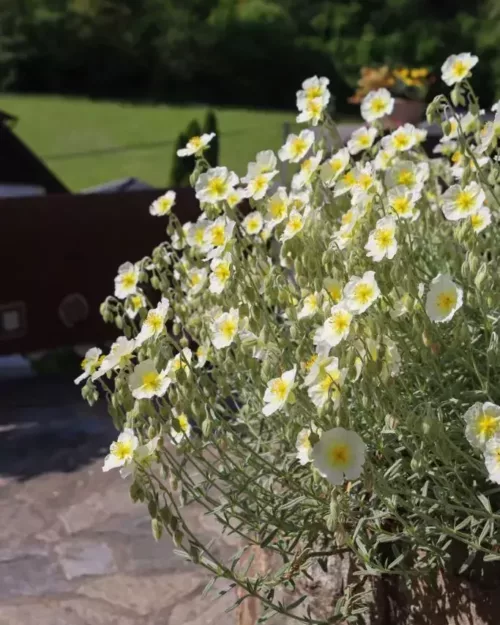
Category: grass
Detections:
[{"x1": 0, "y1": 94, "x2": 304, "y2": 191}]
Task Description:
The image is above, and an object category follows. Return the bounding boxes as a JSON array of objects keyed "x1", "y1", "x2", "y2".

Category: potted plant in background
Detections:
[{"x1": 350, "y1": 65, "x2": 434, "y2": 127}]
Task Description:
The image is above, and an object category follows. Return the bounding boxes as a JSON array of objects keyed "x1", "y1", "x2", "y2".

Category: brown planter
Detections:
[{"x1": 386, "y1": 98, "x2": 426, "y2": 129}]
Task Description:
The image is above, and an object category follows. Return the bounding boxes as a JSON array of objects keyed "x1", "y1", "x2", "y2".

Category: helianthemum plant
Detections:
[{"x1": 78, "y1": 53, "x2": 500, "y2": 622}]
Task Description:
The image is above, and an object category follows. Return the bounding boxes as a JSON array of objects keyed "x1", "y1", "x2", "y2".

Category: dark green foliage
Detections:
[
  {"x1": 203, "y1": 110, "x2": 219, "y2": 166},
  {"x1": 0, "y1": 0, "x2": 497, "y2": 112}
]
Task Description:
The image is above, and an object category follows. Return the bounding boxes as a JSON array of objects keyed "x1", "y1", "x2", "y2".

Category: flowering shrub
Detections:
[
  {"x1": 78, "y1": 53, "x2": 500, "y2": 622},
  {"x1": 350, "y1": 64, "x2": 436, "y2": 104}
]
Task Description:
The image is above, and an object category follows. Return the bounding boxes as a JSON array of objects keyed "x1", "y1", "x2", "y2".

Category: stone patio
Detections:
[{"x1": 0, "y1": 358, "x2": 237, "y2": 625}]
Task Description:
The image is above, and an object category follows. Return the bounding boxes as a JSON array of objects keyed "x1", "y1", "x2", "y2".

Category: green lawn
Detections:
[{"x1": 0, "y1": 95, "x2": 302, "y2": 191}]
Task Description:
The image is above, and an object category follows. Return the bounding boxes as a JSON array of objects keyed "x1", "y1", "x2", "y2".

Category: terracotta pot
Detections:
[{"x1": 386, "y1": 97, "x2": 426, "y2": 128}]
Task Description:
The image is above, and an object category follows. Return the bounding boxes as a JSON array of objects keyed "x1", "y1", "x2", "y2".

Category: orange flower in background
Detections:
[{"x1": 350, "y1": 65, "x2": 434, "y2": 104}]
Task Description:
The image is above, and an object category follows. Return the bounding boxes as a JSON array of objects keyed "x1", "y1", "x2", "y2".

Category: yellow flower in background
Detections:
[{"x1": 311, "y1": 427, "x2": 366, "y2": 485}]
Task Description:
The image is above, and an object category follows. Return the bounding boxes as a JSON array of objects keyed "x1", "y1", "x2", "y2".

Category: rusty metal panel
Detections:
[{"x1": 1, "y1": 188, "x2": 200, "y2": 354}]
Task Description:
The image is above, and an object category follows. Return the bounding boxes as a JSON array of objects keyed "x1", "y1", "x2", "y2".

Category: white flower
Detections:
[
  {"x1": 262, "y1": 366, "x2": 296, "y2": 416},
  {"x1": 125, "y1": 292, "x2": 146, "y2": 319},
  {"x1": 186, "y1": 220, "x2": 209, "y2": 249},
  {"x1": 298, "y1": 292, "x2": 321, "y2": 319},
  {"x1": 266, "y1": 187, "x2": 290, "y2": 227},
  {"x1": 295, "y1": 424, "x2": 321, "y2": 465},
  {"x1": 177, "y1": 132, "x2": 215, "y2": 157},
  {"x1": 281, "y1": 207, "x2": 309, "y2": 241},
  {"x1": 296, "y1": 76, "x2": 330, "y2": 111},
  {"x1": 195, "y1": 167, "x2": 239, "y2": 203},
  {"x1": 114, "y1": 262, "x2": 140, "y2": 299},
  {"x1": 92, "y1": 336, "x2": 135, "y2": 380},
  {"x1": 165, "y1": 347, "x2": 193, "y2": 379},
  {"x1": 204, "y1": 217, "x2": 236, "y2": 259},
  {"x1": 344, "y1": 271, "x2": 381, "y2": 314},
  {"x1": 296, "y1": 96, "x2": 328, "y2": 126},
  {"x1": 212, "y1": 308, "x2": 239, "y2": 349},
  {"x1": 383, "y1": 124, "x2": 417, "y2": 152},
  {"x1": 387, "y1": 186, "x2": 420, "y2": 219},
  {"x1": 278, "y1": 130, "x2": 315, "y2": 163},
  {"x1": 313, "y1": 304, "x2": 353, "y2": 351},
  {"x1": 74, "y1": 347, "x2": 102, "y2": 384},
  {"x1": 129, "y1": 359, "x2": 170, "y2": 399},
  {"x1": 243, "y1": 211, "x2": 264, "y2": 235},
  {"x1": 464, "y1": 402, "x2": 500, "y2": 450},
  {"x1": 361, "y1": 88, "x2": 394, "y2": 122},
  {"x1": 470, "y1": 206, "x2": 491, "y2": 233},
  {"x1": 171, "y1": 412, "x2": 192, "y2": 444},
  {"x1": 333, "y1": 169, "x2": 356, "y2": 197},
  {"x1": 248, "y1": 150, "x2": 278, "y2": 175},
  {"x1": 351, "y1": 162, "x2": 377, "y2": 198},
  {"x1": 291, "y1": 151, "x2": 323, "y2": 190},
  {"x1": 385, "y1": 160, "x2": 428, "y2": 191},
  {"x1": 103, "y1": 428, "x2": 139, "y2": 472},
  {"x1": 186, "y1": 267, "x2": 208, "y2": 294},
  {"x1": 242, "y1": 161, "x2": 278, "y2": 200},
  {"x1": 311, "y1": 427, "x2": 366, "y2": 485},
  {"x1": 442, "y1": 182, "x2": 485, "y2": 221},
  {"x1": 135, "y1": 297, "x2": 170, "y2": 346},
  {"x1": 484, "y1": 436, "x2": 500, "y2": 484},
  {"x1": 374, "y1": 147, "x2": 396, "y2": 171},
  {"x1": 320, "y1": 148, "x2": 350, "y2": 187},
  {"x1": 210, "y1": 253, "x2": 232, "y2": 294},
  {"x1": 288, "y1": 190, "x2": 311, "y2": 212},
  {"x1": 425, "y1": 273, "x2": 463, "y2": 323},
  {"x1": 227, "y1": 187, "x2": 245, "y2": 208},
  {"x1": 347, "y1": 126, "x2": 377, "y2": 155},
  {"x1": 149, "y1": 190, "x2": 176, "y2": 217},
  {"x1": 308, "y1": 358, "x2": 346, "y2": 409},
  {"x1": 120, "y1": 435, "x2": 161, "y2": 479},
  {"x1": 441, "y1": 53, "x2": 478, "y2": 86},
  {"x1": 365, "y1": 216, "x2": 398, "y2": 262},
  {"x1": 195, "y1": 343, "x2": 209, "y2": 368}
]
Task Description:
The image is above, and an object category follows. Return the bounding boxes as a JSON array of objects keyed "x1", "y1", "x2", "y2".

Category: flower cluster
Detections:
[
  {"x1": 78, "y1": 53, "x2": 500, "y2": 622},
  {"x1": 351, "y1": 63, "x2": 435, "y2": 104}
]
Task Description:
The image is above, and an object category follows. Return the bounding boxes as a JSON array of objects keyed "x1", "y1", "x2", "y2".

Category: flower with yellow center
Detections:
[
  {"x1": 243, "y1": 211, "x2": 264, "y2": 235},
  {"x1": 298, "y1": 292, "x2": 321, "y2": 319},
  {"x1": 388, "y1": 186, "x2": 419, "y2": 219},
  {"x1": 333, "y1": 169, "x2": 357, "y2": 197},
  {"x1": 365, "y1": 216, "x2": 398, "y2": 262},
  {"x1": 425, "y1": 273, "x2": 463, "y2": 323},
  {"x1": 92, "y1": 336, "x2": 136, "y2": 380},
  {"x1": 185, "y1": 267, "x2": 208, "y2": 295},
  {"x1": 262, "y1": 366, "x2": 297, "y2": 416},
  {"x1": 186, "y1": 220, "x2": 209, "y2": 249},
  {"x1": 296, "y1": 76, "x2": 330, "y2": 111},
  {"x1": 166, "y1": 347, "x2": 193, "y2": 379},
  {"x1": 296, "y1": 96, "x2": 327, "y2": 126},
  {"x1": 204, "y1": 217, "x2": 236, "y2": 259},
  {"x1": 308, "y1": 358, "x2": 346, "y2": 409},
  {"x1": 384, "y1": 124, "x2": 417, "y2": 152},
  {"x1": 344, "y1": 271, "x2": 381, "y2": 314},
  {"x1": 125, "y1": 291, "x2": 146, "y2": 319},
  {"x1": 278, "y1": 130, "x2": 315, "y2": 163},
  {"x1": 470, "y1": 206, "x2": 491, "y2": 233},
  {"x1": 195, "y1": 167, "x2": 238, "y2": 203},
  {"x1": 266, "y1": 187, "x2": 290, "y2": 227},
  {"x1": 311, "y1": 427, "x2": 366, "y2": 485},
  {"x1": 314, "y1": 304, "x2": 353, "y2": 351},
  {"x1": 374, "y1": 147, "x2": 395, "y2": 171},
  {"x1": 210, "y1": 253, "x2": 232, "y2": 294},
  {"x1": 484, "y1": 436, "x2": 500, "y2": 484},
  {"x1": 296, "y1": 426, "x2": 321, "y2": 465},
  {"x1": 74, "y1": 347, "x2": 102, "y2": 384},
  {"x1": 281, "y1": 208, "x2": 309, "y2": 241},
  {"x1": 242, "y1": 167, "x2": 277, "y2": 200},
  {"x1": 129, "y1": 359, "x2": 170, "y2": 399},
  {"x1": 114, "y1": 261, "x2": 139, "y2": 300},
  {"x1": 442, "y1": 182, "x2": 485, "y2": 221},
  {"x1": 361, "y1": 88, "x2": 394, "y2": 122},
  {"x1": 441, "y1": 53, "x2": 478, "y2": 86},
  {"x1": 135, "y1": 297, "x2": 170, "y2": 346},
  {"x1": 177, "y1": 132, "x2": 215, "y2": 157},
  {"x1": 385, "y1": 160, "x2": 428, "y2": 192},
  {"x1": 103, "y1": 428, "x2": 139, "y2": 472},
  {"x1": 464, "y1": 402, "x2": 500, "y2": 450},
  {"x1": 292, "y1": 151, "x2": 323, "y2": 190},
  {"x1": 320, "y1": 148, "x2": 350, "y2": 187},
  {"x1": 212, "y1": 308, "x2": 239, "y2": 349},
  {"x1": 347, "y1": 126, "x2": 378, "y2": 155},
  {"x1": 171, "y1": 413, "x2": 192, "y2": 444},
  {"x1": 150, "y1": 190, "x2": 176, "y2": 217}
]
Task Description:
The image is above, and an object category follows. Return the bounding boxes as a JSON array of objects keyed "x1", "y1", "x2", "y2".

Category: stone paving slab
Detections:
[{"x1": 0, "y1": 367, "x2": 237, "y2": 625}]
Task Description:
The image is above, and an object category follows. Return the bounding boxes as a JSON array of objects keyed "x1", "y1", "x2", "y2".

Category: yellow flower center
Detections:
[
  {"x1": 112, "y1": 440, "x2": 134, "y2": 461},
  {"x1": 436, "y1": 290, "x2": 457, "y2": 314},
  {"x1": 470, "y1": 213, "x2": 484, "y2": 231},
  {"x1": 370, "y1": 97, "x2": 386, "y2": 114},
  {"x1": 452, "y1": 59, "x2": 468, "y2": 79},
  {"x1": 308, "y1": 100, "x2": 322, "y2": 116},
  {"x1": 392, "y1": 196, "x2": 411, "y2": 215},
  {"x1": 269, "y1": 199, "x2": 287, "y2": 220},
  {"x1": 288, "y1": 215, "x2": 303, "y2": 233},
  {"x1": 357, "y1": 173, "x2": 373, "y2": 190},
  {"x1": 131, "y1": 295, "x2": 143, "y2": 310},
  {"x1": 146, "y1": 311, "x2": 163, "y2": 333},
  {"x1": 393, "y1": 133, "x2": 410, "y2": 150},
  {"x1": 358, "y1": 134, "x2": 371, "y2": 148},
  {"x1": 330, "y1": 311, "x2": 351, "y2": 334},
  {"x1": 374, "y1": 227, "x2": 394, "y2": 249},
  {"x1": 327, "y1": 283, "x2": 342, "y2": 302},
  {"x1": 451, "y1": 151, "x2": 462, "y2": 164},
  {"x1": 306, "y1": 85, "x2": 323, "y2": 99},
  {"x1": 246, "y1": 217, "x2": 261, "y2": 233},
  {"x1": 214, "y1": 263, "x2": 230, "y2": 282},
  {"x1": 177, "y1": 414, "x2": 190, "y2": 433},
  {"x1": 290, "y1": 137, "x2": 308, "y2": 158},
  {"x1": 121, "y1": 273, "x2": 136, "y2": 289},
  {"x1": 397, "y1": 169, "x2": 415, "y2": 186},
  {"x1": 190, "y1": 136, "x2": 202, "y2": 149},
  {"x1": 330, "y1": 158, "x2": 343, "y2": 173},
  {"x1": 455, "y1": 190, "x2": 475, "y2": 213},
  {"x1": 476, "y1": 414, "x2": 499, "y2": 439},
  {"x1": 194, "y1": 229, "x2": 205, "y2": 245},
  {"x1": 210, "y1": 224, "x2": 226, "y2": 246},
  {"x1": 190, "y1": 273, "x2": 202, "y2": 287},
  {"x1": 304, "y1": 354, "x2": 318, "y2": 371},
  {"x1": 142, "y1": 371, "x2": 161, "y2": 393},
  {"x1": 221, "y1": 318, "x2": 237, "y2": 340},
  {"x1": 329, "y1": 443, "x2": 351, "y2": 468},
  {"x1": 207, "y1": 178, "x2": 227, "y2": 198},
  {"x1": 354, "y1": 283, "x2": 375, "y2": 305},
  {"x1": 253, "y1": 175, "x2": 268, "y2": 192},
  {"x1": 342, "y1": 171, "x2": 356, "y2": 186},
  {"x1": 158, "y1": 197, "x2": 173, "y2": 214},
  {"x1": 271, "y1": 378, "x2": 289, "y2": 401}
]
